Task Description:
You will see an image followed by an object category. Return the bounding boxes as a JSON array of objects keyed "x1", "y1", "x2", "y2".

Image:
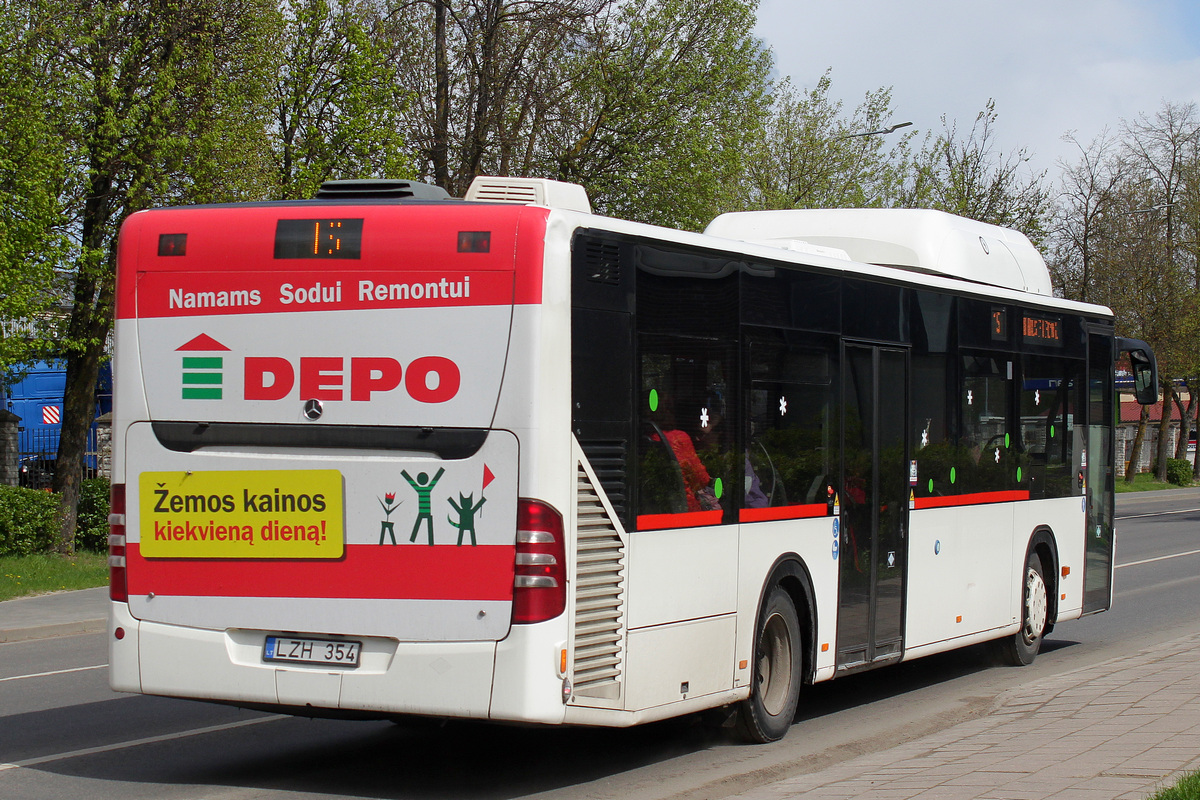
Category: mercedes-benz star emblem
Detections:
[{"x1": 303, "y1": 399, "x2": 323, "y2": 420}]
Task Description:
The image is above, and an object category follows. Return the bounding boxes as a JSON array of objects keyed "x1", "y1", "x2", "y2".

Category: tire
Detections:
[
  {"x1": 996, "y1": 550, "x2": 1049, "y2": 666},
  {"x1": 735, "y1": 586, "x2": 803, "y2": 743}
]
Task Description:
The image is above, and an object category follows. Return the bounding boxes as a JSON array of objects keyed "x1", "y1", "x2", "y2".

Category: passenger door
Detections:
[{"x1": 837, "y1": 343, "x2": 908, "y2": 668}]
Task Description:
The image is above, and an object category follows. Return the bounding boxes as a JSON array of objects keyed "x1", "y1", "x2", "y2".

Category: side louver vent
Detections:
[
  {"x1": 571, "y1": 465, "x2": 625, "y2": 700},
  {"x1": 579, "y1": 440, "x2": 626, "y2": 520},
  {"x1": 584, "y1": 239, "x2": 621, "y2": 285}
]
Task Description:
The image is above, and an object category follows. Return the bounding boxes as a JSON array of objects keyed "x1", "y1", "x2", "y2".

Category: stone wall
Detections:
[{"x1": 0, "y1": 410, "x2": 19, "y2": 486}]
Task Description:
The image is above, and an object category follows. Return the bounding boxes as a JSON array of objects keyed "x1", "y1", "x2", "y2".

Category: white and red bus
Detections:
[{"x1": 108, "y1": 177, "x2": 1156, "y2": 742}]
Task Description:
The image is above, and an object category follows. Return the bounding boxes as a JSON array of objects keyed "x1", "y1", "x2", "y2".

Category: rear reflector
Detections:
[
  {"x1": 109, "y1": 484, "x2": 127, "y2": 602},
  {"x1": 512, "y1": 499, "x2": 566, "y2": 624}
]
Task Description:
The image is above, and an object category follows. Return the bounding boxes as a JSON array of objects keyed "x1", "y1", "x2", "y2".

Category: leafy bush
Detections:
[
  {"x1": 0, "y1": 486, "x2": 60, "y2": 556},
  {"x1": 1166, "y1": 458, "x2": 1193, "y2": 487},
  {"x1": 76, "y1": 478, "x2": 111, "y2": 552}
]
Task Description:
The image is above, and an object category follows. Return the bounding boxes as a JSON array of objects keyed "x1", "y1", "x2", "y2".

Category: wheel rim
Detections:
[
  {"x1": 1022, "y1": 566, "x2": 1048, "y2": 645},
  {"x1": 757, "y1": 611, "x2": 794, "y2": 716}
]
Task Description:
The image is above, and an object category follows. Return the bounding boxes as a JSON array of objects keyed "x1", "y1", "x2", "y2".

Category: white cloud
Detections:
[{"x1": 754, "y1": 0, "x2": 1200, "y2": 179}]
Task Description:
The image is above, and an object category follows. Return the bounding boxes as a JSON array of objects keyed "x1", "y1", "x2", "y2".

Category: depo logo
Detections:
[
  {"x1": 178, "y1": 335, "x2": 460, "y2": 404},
  {"x1": 177, "y1": 334, "x2": 229, "y2": 399}
]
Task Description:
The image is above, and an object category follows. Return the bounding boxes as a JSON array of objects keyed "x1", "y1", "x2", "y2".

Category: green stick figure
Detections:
[
  {"x1": 403, "y1": 467, "x2": 445, "y2": 545},
  {"x1": 447, "y1": 492, "x2": 487, "y2": 546}
]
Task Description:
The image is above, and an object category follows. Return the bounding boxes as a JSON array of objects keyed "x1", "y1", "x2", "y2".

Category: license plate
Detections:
[{"x1": 264, "y1": 636, "x2": 361, "y2": 667}]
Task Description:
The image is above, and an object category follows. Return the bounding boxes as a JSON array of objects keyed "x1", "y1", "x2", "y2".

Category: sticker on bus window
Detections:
[{"x1": 138, "y1": 470, "x2": 344, "y2": 558}]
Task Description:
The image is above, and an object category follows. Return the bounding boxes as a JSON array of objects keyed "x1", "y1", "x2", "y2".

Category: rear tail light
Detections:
[
  {"x1": 108, "y1": 483, "x2": 127, "y2": 602},
  {"x1": 512, "y1": 499, "x2": 566, "y2": 624}
]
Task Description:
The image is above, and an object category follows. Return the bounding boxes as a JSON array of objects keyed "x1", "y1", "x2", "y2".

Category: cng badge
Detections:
[{"x1": 139, "y1": 469, "x2": 344, "y2": 558}]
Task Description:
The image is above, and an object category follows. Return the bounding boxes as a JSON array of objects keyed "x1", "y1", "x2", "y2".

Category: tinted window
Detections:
[{"x1": 744, "y1": 330, "x2": 838, "y2": 518}]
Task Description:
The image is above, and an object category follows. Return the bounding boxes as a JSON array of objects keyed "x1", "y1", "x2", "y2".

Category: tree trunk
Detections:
[
  {"x1": 1155, "y1": 386, "x2": 1174, "y2": 481},
  {"x1": 432, "y1": 0, "x2": 450, "y2": 189},
  {"x1": 1125, "y1": 406, "x2": 1149, "y2": 483},
  {"x1": 1173, "y1": 387, "x2": 1193, "y2": 459}
]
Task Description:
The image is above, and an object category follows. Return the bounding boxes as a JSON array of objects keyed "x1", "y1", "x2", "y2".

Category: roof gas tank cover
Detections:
[{"x1": 703, "y1": 208, "x2": 1053, "y2": 296}]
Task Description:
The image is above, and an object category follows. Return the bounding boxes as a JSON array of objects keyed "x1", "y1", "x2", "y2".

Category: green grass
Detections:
[
  {"x1": 1115, "y1": 473, "x2": 1192, "y2": 493},
  {"x1": 1150, "y1": 770, "x2": 1200, "y2": 799},
  {"x1": 0, "y1": 551, "x2": 108, "y2": 601}
]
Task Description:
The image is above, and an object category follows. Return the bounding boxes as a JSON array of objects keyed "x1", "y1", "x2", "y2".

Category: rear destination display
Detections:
[{"x1": 139, "y1": 469, "x2": 344, "y2": 558}]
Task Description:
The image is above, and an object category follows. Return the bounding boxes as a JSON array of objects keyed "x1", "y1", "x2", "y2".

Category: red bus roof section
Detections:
[{"x1": 115, "y1": 202, "x2": 549, "y2": 320}]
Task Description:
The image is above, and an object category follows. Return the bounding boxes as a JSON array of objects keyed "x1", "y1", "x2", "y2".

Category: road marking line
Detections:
[
  {"x1": 1118, "y1": 548, "x2": 1200, "y2": 569},
  {"x1": 0, "y1": 665, "x2": 106, "y2": 683},
  {"x1": 1116, "y1": 507, "x2": 1200, "y2": 520},
  {"x1": 0, "y1": 715, "x2": 285, "y2": 771}
]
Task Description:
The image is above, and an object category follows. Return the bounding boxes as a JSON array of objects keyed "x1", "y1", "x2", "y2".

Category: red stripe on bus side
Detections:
[
  {"x1": 912, "y1": 490, "x2": 1031, "y2": 510},
  {"x1": 739, "y1": 504, "x2": 829, "y2": 522},
  {"x1": 636, "y1": 511, "x2": 723, "y2": 531},
  {"x1": 125, "y1": 542, "x2": 516, "y2": 601}
]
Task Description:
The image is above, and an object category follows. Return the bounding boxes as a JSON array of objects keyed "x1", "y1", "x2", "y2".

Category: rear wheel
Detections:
[
  {"x1": 997, "y1": 550, "x2": 1049, "y2": 666},
  {"x1": 735, "y1": 586, "x2": 802, "y2": 743}
]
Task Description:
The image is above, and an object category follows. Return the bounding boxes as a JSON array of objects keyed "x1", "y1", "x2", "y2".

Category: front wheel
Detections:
[
  {"x1": 735, "y1": 587, "x2": 802, "y2": 743},
  {"x1": 996, "y1": 550, "x2": 1049, "y2": 666}
]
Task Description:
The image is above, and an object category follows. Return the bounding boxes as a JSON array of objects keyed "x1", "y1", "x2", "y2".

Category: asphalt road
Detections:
[{"x1": 2, "y1": 488, "x2": 1199, "y2": 800}]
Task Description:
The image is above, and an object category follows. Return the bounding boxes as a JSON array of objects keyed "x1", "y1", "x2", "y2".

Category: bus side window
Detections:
[
  {"x1": 959, "y1": 354, "x2": 1014, "y2": 495},
  {"x1": 637, "y1": 339, "x2": 735, "y2": 525},
  {"x1": 1020, "y1": 355, "x2": 1084, "y2": 499},
  {"x1": 745, "y1": 331, "x2": 837, "y2": 511}
]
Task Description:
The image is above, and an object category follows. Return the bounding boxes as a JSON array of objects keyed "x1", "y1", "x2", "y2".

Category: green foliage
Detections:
[
  {"x1": 76, "y1": 479, "x2": 111, "y2": 552},
  {"x1": 0, "y1": 487, "x2": 61, "y2": 557},
  {"x1": 744, "y1": 72, "x2": 918, "y2": 212},
  {"x1": 558, "y1": 0, "x2": 773, "y2": 230},
  {"x1": 1149, "y1": 769, "x2": 1200, "y2": 800},
  {"x1": 0, "y1": 551, "x2": 109, "y2": 601},
  {"x1": 272, "y1": 0, "x2": 413, "y2": 199},
  {"x1": 0, "y1": 0, "x2": 72, "y2": 371},
  {"x1": 1166, "y1": 458, "x2": 1193, "y2": 486}
]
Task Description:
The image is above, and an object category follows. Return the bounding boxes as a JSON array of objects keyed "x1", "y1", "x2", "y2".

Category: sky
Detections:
[{"x1": 754, "y1": 0, "x2": 1200, "y2": 183}]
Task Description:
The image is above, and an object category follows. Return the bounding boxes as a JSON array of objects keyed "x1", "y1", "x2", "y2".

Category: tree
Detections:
[
  {"x1": 741, "y1": 72, "x2": 918, "y2": 212},
  {"x1": 1048, "y1": 130, "x2": 1126, "y2": 303},
  {"x1": 549, "y1": 0, "x2": 771, "y2": 229},
  {"x1": 385, "y1": 0, "x2": 771, "y2": 231},
  {"x1": 33, "y1": 0, "x2": 279, "y2": 550},
  {"x1": 386, "y1": 0, "x2": 611, "y2": 196},
  {"x1": 273, "y1": 0, "x2": 413, "y2": 199},
  {"x1": 1118, "y1": 102, "x2": 1200, "y2": 480},
  {"x1": 0, "y1": 0, "x2": 73, "y2": 370},
  {"x1": 915, "y1": 100, "x2": 1053, "y2": 247}
]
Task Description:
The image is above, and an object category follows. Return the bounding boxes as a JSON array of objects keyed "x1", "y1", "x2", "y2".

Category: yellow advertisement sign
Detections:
[{"x1": 139, "y1": 470, "x2": 344, "y2": 558}]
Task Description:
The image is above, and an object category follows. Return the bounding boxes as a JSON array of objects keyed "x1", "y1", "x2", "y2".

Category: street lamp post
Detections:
[{"x1": 839, "y1": 121, "x2": 913, "y2": 139}]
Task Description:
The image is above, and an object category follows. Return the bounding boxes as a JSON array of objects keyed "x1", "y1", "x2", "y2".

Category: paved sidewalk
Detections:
[
  {"x1": 0, "y1": 587, "x2": 108, "y2": 643},
  {"x1": 731, "y1": 633, "x2": 1200, "y2": 800}
]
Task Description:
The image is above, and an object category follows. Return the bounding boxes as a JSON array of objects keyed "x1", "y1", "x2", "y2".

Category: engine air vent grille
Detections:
[{"x1": 571, "y1": 465, "x2": 625, "y2": 701}]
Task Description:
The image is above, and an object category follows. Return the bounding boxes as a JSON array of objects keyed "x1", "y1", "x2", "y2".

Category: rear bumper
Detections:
[{"x1": 110, "y1": 601, "x2": 499, "y2": 718}]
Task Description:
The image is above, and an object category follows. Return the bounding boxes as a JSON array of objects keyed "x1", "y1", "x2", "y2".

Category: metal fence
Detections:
[{"x1": 16, "y1": 426, "x2": 102, "y2": 490}]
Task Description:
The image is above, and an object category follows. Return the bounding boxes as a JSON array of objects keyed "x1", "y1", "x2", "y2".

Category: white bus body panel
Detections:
[
  {"x1": 905, "y1": 504, "x2": 1015, "y2": 649},
  {"x1": 737, "y1": 516, "x2": 841, "y2": 681}
]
